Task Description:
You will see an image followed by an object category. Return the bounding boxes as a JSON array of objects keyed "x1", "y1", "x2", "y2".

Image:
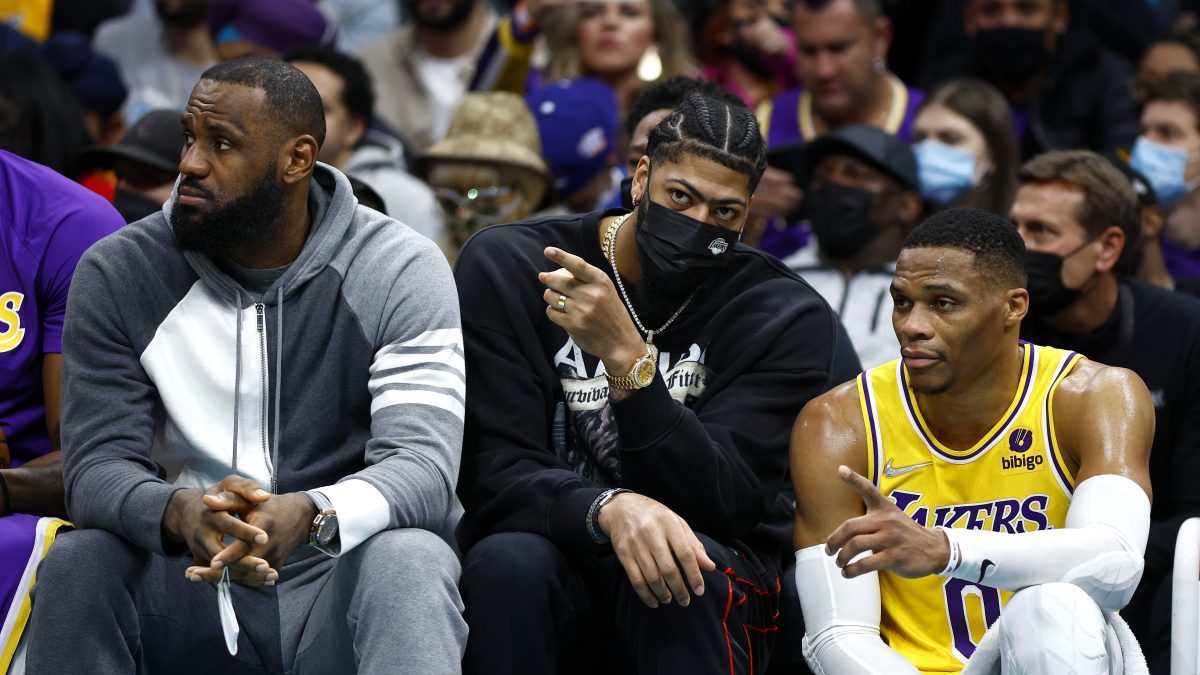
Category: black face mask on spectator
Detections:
[
  {"x1": 804, "y1": 183, "x2": 880, "y2": 258},
  {"x1": 729, "y1": 43, "x2": 773, "y2": 80},
  {"x1": 1024, "y1": 250, "x2": 1082, "y2": 315},
  {"x1": 113, "y1": 188, "x2": 163, "y2": 224},
  {"x1": 973, "y1": 27, "x2": 1049, "y2": 83},
  {"x1": 725, "y1": 24, "x2": 774, "y2": 80}
]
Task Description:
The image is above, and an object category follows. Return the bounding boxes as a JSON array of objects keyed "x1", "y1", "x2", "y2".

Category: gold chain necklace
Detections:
[{"x1": 603, "y1": 212, "x2": 696, "y2": 345}]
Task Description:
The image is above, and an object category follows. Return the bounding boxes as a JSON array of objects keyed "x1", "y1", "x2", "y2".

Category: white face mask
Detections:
[
  {"x1": 217, "y1": 567, "x2": 240, "y2": 655},
  {"x1": 914, "y1": 140, "x2": 977, "y2": 205},
  {"x1": 1129, "y1": 136, "x2": 1200, "y2": 209}
]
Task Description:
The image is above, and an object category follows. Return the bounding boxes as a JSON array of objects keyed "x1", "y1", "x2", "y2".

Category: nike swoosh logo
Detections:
[
  {"x1": 978, "y1": 559, "x2": 995, "y2": 584},
  {"x1": 883, "y1": 459, "x2": 933, "y2": 478}
]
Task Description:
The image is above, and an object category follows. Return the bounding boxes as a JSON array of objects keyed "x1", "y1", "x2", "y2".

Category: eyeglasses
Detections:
[{"x1": 434, "y1": 186, "x2": 523, "y2": 228}]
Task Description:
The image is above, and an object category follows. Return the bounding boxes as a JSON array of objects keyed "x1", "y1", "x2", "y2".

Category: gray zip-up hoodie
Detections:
[{"x1": 59, "y1": 163, "x2": 464, "y2": 555}]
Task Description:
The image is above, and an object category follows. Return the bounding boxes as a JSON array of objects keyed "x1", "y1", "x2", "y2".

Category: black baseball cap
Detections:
[
  {"x1": 798, "y1": 124, "x2": 920, "y2": 192},
  {"x1": 80, "y1": 109, "x2": 182, "y2": 173}
]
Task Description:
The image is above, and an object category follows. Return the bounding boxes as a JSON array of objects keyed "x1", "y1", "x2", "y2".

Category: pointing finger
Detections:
[
  {"x1": 544, "y1": 247, "x2": 599, "y2": 283},
  {"x1": 838, "y1": 465, "x2": 890, "y2": 510}
]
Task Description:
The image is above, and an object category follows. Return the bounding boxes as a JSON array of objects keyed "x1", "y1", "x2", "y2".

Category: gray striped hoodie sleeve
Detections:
[
  {"x1": 314, "y1": 228, "x2": 464, "y2": 555},
  {"x1": 59, "y1": 237, "x2": 181, "y2": 554}
]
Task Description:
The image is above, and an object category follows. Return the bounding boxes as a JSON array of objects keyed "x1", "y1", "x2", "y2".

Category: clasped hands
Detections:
[{"x1": 163, "y1": 475, "x2": 316, "y2": 588}]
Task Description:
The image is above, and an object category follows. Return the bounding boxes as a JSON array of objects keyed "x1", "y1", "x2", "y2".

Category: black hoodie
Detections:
[
  {"x1": 453, "y1": 210, "x2": 837, "y2": 565},
  {"x1": 920, "y1": 26, "x2": 1138, "y2": 159}
]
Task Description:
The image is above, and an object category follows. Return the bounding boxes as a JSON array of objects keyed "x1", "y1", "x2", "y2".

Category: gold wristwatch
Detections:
[{"x1": 605, "y1": 343, "x2": 659, "y2": 391}]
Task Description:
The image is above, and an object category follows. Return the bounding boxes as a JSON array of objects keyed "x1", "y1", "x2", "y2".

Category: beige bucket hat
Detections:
[{"x1": 418, "y1": 91, "x2": 549, "y2": 176}]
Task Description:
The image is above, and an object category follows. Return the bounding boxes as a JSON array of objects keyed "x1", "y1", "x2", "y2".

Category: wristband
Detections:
[
  {"x1": 935, "y1": 526, "x2": 960, "y2": 577},
  {"x1": 586, "y1": 488, "x2": 631, "y2": 544}
]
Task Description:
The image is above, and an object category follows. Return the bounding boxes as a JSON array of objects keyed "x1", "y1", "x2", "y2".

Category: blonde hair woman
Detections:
[{"x1": 537, "y1": 0, "x2": 696, "y2": 112}]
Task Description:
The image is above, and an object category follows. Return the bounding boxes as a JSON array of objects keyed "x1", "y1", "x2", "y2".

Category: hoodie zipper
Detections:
[{"x1": 255, "y1": 302, "x2": 277, "y2": 493}]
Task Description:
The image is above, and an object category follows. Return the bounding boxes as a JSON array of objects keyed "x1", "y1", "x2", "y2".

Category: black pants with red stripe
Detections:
[{"x1": 461, "y1": 531, "x2": 781, "y2": 675}]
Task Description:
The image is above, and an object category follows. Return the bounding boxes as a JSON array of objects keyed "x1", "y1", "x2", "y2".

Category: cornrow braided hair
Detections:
[{"x1": 645, "y1": 91, "x2": 768, "y2": 192}]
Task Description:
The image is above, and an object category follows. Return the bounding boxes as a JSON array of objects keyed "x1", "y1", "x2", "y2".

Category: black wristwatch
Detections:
[{"x1": 305, "y1": 490, "x2": 339, "y2": 549}]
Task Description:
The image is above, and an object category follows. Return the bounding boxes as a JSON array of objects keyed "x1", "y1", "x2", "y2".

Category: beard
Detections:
[
  {"x1": 170, "y1": 167, "x2": 284, "y2": 258},
  {"x1": 407, "y1": 0, "x2": 477, "y2": 31},
  {"x1": 155, "y1": 0, "x2": 208, "y2": 28}
]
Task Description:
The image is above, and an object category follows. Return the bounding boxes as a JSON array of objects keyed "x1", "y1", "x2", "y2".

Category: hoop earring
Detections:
[
  {"x1": 637, "y1": 45, "x2": 663, "y2": 82},
  {"x1": 873, "y1": 56, "x2": 886, "y2": 74}
]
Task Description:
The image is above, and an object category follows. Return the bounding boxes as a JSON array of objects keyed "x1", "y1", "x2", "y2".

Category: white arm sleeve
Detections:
[
  {"x1": 794, "y1": 544, "x2": 920, "y2": 675},
  {"x1": 939, "y1": 473, "x2": 1150, "y2": 611}
]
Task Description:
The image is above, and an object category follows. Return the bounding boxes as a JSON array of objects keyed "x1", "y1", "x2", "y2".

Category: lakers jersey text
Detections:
[{"x1": 857, "y1": 343, "x2": 1082, "y2": 673}]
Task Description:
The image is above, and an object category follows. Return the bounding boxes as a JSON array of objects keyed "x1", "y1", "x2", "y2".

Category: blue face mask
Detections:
[
  {"x1": 914, "y1": 140, "x2": 978, "y2": 206},
  {"x1": 1129, "y1": 135, "x2": 1200, "y2": 210}
]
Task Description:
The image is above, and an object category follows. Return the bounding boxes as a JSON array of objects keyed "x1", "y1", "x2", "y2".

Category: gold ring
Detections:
[{"x1": 555, "y1": 295, "x2": 567, "y2": 312}]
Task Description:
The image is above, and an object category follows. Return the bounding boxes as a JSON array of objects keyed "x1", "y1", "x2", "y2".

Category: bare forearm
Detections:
[{"x1": 2, "y1": 451, "x2": 67, "y2": 518}]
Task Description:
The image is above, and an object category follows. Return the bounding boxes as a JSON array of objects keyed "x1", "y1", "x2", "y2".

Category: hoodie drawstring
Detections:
[
  {"x1": 271, "y1": 286, "x2": 283, "y2": 493},
  {"x1": 231, "y1": 289, "x2": 242, "y2": 474}
]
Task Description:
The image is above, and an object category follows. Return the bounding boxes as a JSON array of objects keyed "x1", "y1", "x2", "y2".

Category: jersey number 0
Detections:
[{"x1": 944, "y1": 577, "x2": 1001, "y2": 662}]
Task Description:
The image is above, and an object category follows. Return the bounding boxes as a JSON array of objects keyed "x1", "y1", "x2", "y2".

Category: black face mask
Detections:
[
  {"x1": 973, "y1": 27, "x2": 1050, "y2": 83},
  {"x1": 804, "y1": 183, "x2": 881, "y2": 259},
  {"x1": 620, "y1": 175, "x2": 635, "y2": 210},
  {"x1": 1025, "y1": 250, "x2": 1082, "y2": 316},
  {"x1": 635, "y1": 199, "x2": 739, "y2": 299},
  {"x1": 113, "y1": 188, "x2": 164, "y2": 224},
  {"x1": 726, "y1": 40, "x2": 774, "y2": 80}
]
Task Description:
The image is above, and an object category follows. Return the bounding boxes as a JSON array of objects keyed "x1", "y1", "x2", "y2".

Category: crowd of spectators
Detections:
[{"x1": 2, "y1": 0, "x2": 1200, "y2": 673}]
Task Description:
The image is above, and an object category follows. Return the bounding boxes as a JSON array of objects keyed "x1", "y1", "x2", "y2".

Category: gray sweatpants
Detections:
[{"x1": 23, "y1": 527, "x2": 466, "y2": 674}]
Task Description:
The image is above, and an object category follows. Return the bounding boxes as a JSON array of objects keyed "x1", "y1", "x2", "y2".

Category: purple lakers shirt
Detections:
[{"x1": 0, "y1": 150, "x2": 124, "y2": 464}]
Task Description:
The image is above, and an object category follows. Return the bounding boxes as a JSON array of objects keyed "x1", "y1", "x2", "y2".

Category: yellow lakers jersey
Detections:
[{"x1": 857, "y1": 343, "x2": 1082, "y2": 674}]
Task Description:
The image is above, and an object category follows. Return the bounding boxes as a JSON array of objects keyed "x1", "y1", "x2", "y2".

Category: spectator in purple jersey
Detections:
[
  {"x1": 753, "y1": 0, "x2": 923, "y2": 261},
  {"x1": 758, "y1": 0, "x2": 922, "y2": 149},
  {"x1": 0, "y1": 149, "x2": 124, "y2": 669}
]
